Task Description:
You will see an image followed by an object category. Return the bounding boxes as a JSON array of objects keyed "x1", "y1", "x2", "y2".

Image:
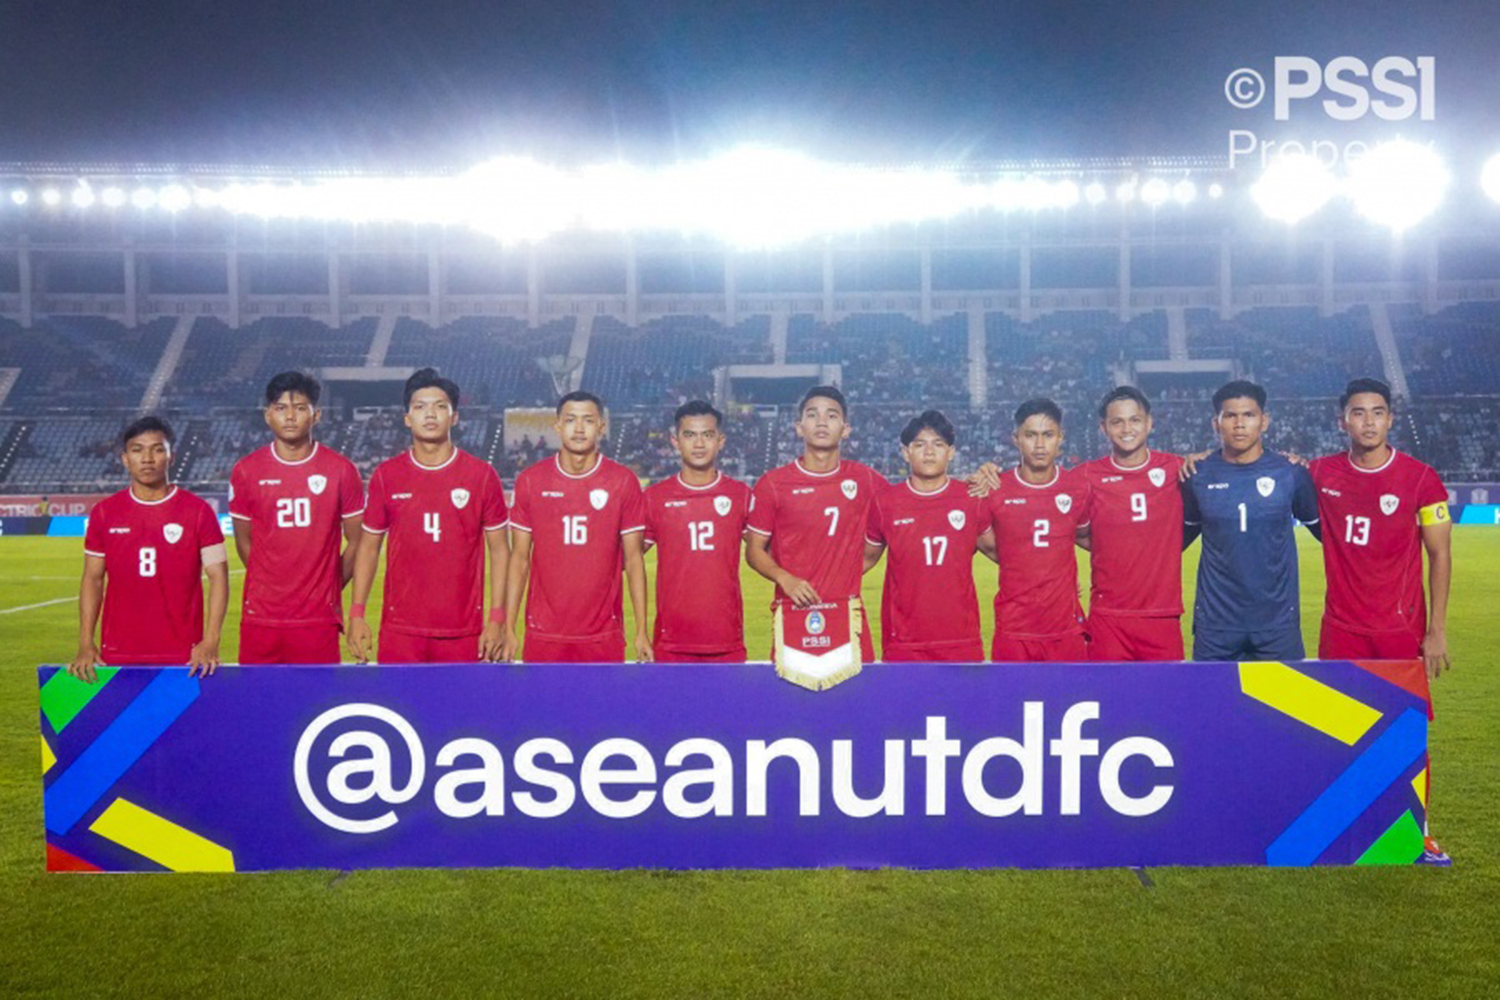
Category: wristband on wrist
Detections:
[
  {"x1": 350, "y1": 603, "x2": 367, "y2": 618},
  {"x1": 488, "y1": 607, "x2": 506, "y2": 625}
]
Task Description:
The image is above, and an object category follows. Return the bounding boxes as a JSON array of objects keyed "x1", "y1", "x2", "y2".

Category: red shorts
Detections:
[
  {"x1": 524, "y1": 632, "x2": 626, "y2": 664},
  {"x1": 1319, "y1": 617, "x2": 1422, "y2": 660},
  {"x1": 1086, "y1": 615, "x2": 1185, "y2": 663},
  {"x1": 100, "y1": 648, "x2": 192, "y2": 666},
  {"x1": 378, "y1": 629, "x2": 480, "y2": 664},
  {"x1": 239, "y1": 622, "x2": 342, "y2": 665},
  {"x1": 882, "y1": 638, "x2": 986, "y2": 663},
  {"x1": 655, "y1": 647, "x2": 747, "y2": 663},
  {"x1": 991, "y1": 632, "x2": 1088, "y2": 663}
]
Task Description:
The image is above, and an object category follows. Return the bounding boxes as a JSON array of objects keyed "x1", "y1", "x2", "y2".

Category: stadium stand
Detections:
[{"x1": 1, "y1": 305, "x2": 1497, "y2": 489}]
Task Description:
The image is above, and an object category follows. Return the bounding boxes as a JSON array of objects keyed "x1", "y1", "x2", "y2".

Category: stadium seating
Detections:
[
  {"x1": 0, "y1": 316, "x2": 174, "y2": 409},
  {"x1": 385, "y1": 316, "x2": 572, "y2": 409},
  {"x1": 1396, "y1": 301, "x2": 1500, "y2": 396},
  {"x1": 582, "y1": 314, "x2": 770, "y2": 406},
  {"x1": 163, "y1": 317, "x2": 378, "y2": 410}
]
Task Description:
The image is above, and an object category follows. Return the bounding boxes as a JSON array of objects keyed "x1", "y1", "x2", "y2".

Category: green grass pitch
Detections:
[{"x1": 1, "y1": 532, "x2": 1496, "y2": 997}]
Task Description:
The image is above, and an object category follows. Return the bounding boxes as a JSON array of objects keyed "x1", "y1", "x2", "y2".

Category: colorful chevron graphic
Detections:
[
  {"x1": 1239, "y1": 661, "x2": 1429, "y2": 867},
  {"x1": 40, "y1": 668, "x2": 236, "y2": 873}
]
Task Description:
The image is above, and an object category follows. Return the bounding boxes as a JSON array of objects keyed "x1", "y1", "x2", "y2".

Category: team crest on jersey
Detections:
[
  {"x1": 840, "y1": 479, "x2": 857, "y2": 501},
  {"x1": 450, "y1": 488, "x2": 471, "y2": 510},
  {"x1": 1257, "y1": 476, "x2": 1276, "y2": 498},
  {"x1": 307, "y1": 474, "x2": 327, "y2": 496},
  {"x1": 948, "y1": 509, "x2": 966, "y2": 530},
  {"x1": 713, "y1": 495, "x2": 732, "y2": 517},
  {"x1": 589, "y1": 488, "x2": 609, "y2": 510},
  {"x1": 806, "y1": 610, "x2": 826, "y2": 635},
  {"x1": 163, "y1": 523, "x2": 183, "y2": 544},
  {"x1": 1055, "y1": 494, "x2": 1072, "y2": 514},
  {"x1": 1149, "y1": 467, "x2": 1167, "y2": 488},
  {"x1": 1380, "y1": 494, "x2": 1400, "y2": 516}
]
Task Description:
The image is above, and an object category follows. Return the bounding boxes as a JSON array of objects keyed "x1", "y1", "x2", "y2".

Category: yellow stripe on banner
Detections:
[
  {"x1": 1412, "y1": 768, "x2": 1428, "y2": 807},
  {"x1": 1238, "y1": 661, "x2": 1382, "y2": 746},
  {"x1": 41, "y1": 735, "x2": 56, "y2": 774},
  {"x1": 89, "y1": 799, "x2": 235, "y2": 873}
]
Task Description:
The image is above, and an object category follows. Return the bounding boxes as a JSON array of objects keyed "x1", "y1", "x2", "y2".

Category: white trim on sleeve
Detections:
[
  {"x1": 745, "y1": 525, "x2": 772, "y2": 536},
  {"x1": 84, "y1": 548, "x2": 105, "y2": 558},
  {"x1": 361, "y1": 524, "x2": 389, "y2": 535}
]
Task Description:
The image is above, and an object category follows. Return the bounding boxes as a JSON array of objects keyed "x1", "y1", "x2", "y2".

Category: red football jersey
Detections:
[
  {"x1": 986, "y1": 466, "x2": 1091, "y2": 639},
  {"x1": 1310, "y1": 449, "x2": 1449, "y2": 636},
  {"x1": 644, "y1": 472, "x2": 751, "y2": 655},
  {"x1": 1079, "y1": 450, "x2": 1185, "y2": 617},
  {"x1": 865, "y1": 478, "x2": 989, "y2": 657},
  {"x1": 509, "y1": 453, "x2": 647, "y2": 642},
  {"x1": 83, "y1": 486, "x2": 225, "y2": 664},
  {"x1": 229, "y1": 442, "x2": 364, "y2": 627},
  {"x1": 362, "y1": 449, "x2": 508, "y2": 637},
  {"x1": 747, "y1": 459, "x2": 886, "y2": 604}
]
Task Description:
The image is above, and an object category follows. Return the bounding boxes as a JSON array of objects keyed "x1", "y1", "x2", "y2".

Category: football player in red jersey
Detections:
[
  {"x1": 1077, "y1": 386, "x2": 1188, "y2": 661},
  {"x1": 746, "y1": 384, "x2": 885, "y2": 665},
  {"x1": 981, "y1": 399, "x2": 1091, "y2": 662},
  {"x1": 229, "y1": 372, "x2": 364, "y2": 664},
  {"x1": 347, "y1": 369, "x2": 510, "y2": 664},
  {"x1": 70, "y1": 416, "x2": 230, "y2": 680},
  {"x1": 644, "y1": 400, "x2": 751, "y2": 662},
  {"x1": 1310, "y1": 378, "x2": 1452, "y2": 676},
  {"x1": 501, "y1": 391, "x2": 651, "y2": 663},
  {"x1": 863, "y1": 409, "x2": 994, "y2": 662}
]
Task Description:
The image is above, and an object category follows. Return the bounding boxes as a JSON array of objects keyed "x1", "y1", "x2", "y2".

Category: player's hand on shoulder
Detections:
[
  {"x1": 967, "y1": 462, "x2": 1002, "y2": 498},
  {"x1": 1178, "y1": 450, "x2": 1213, "y2": 481},
  {"x1": 188, "y1": 639, "x2": 221, "y2": 677},
  {"x1": 68, "y1": 644, "x2": 103, "y2": 684},
  {"x1": 346, "y1": 617, "x2": 373, "y2": 663},
  {"x1": 1279, "y1": 450, "x2": 1309, "y2": 468}
]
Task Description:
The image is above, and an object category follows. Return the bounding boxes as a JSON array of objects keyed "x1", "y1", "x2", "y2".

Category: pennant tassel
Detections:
[{"x1": 773, "y1": 598, "x2": 863, "y2": 692}]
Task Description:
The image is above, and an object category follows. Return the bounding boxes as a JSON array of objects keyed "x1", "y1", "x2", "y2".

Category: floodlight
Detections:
[
  {"x1": 158, "y1": 185, "x2": 191, "y2": 212},
  {"x1": 1480, "y1": 153, "x2": 1500, "y2": 205},
  {"x1": 131, "y1": 188, "x2": 158, "y2": 209},
  {"x1": 1084, "y1": 182, "x2": 1107, "y2": 206},
  {"x1": 1172, "y1": 180, "x2": 1196, "y2": 205},
  {"x1": 1250, "y1": 153, "x2": 1336, "y2": 224},
  {"x1": 71, "y1": 186, "x2": 96, "y2": 208},
  {"x1": 1141, "y1": 179, "x2": 1170, "y2": 206},
  {"x1": 101, "y1": 187, "x2": 126, "y2": 208},
  {"x1": 1347, "y1": 139, "x2": 1448, "y2": 231},
  {"x1": 41, "y1": 188, "x2": 62, "y2": 206},
  {"x1": 1115, "y1": 180, "x2": 1137, "y2": 203},
  {"x1": 10, "y1": 189, "x2": 29, "y2": 206},
  {"x1": 1208, "y1": 183, "x2": 1224, "y2": 199}
]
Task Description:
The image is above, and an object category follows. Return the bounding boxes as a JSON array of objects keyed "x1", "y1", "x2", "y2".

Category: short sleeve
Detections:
[
  {"x1": 1076, "y1": 480, "x2": 1094, "y2": 529},
  {"x1": 619, "y1": 473, "x2": 646, "y2": 535},
  {"x1": 864, "y1": 494, "x2": 886, "y2": 546},
  {"x1": 482, "y1": 467, "x2": 509, "y2": 530},
  {"x1": 363, "y1": 466, "x2": 391, "y2": 534},
  {"x1": 508, "y1": 472, "x2": 532, "y2": 532},
  {"x1": 197, "y1": 498, "x2": 226, "y2": 546},
  {"x1": 747, "y1": 476, "x2": 776, "y2": 536},
  {"x1": 228, "y1": 459, "x2": 253, "y2": 521},
  {"x1": 83, "y1": 504, "x2": 106, "y2": 557},
  {"x1": 1292, "y1": 466, "x2": 1319, "y2": 525},
  {"x1": 643, "y1": 488, "x2": 658, "y2": 547},
  {"x1": 1416, "y1": 466, "x2": 1449, "y2": 511},
  {"x1": 340, "y1": 461, "x2": 365, "y2": 519}
]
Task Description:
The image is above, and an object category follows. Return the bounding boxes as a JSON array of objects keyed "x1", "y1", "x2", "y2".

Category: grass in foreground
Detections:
[{"x1": 1, "y1": 532, "x2": 1496, "y2": 997}]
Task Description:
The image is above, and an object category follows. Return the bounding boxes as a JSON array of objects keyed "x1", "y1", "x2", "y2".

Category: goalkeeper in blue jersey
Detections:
[{"x1": 1182, "y1": 380, "x2": 1322, "y2": 661}]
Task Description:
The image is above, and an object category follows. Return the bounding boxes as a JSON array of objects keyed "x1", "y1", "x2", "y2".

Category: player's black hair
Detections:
[
  {"x1": 1098, "y1": 385, "x2": 1152, "y2": 419},
  {"x1": 1013, "y1": 398, "x2": 1063, "y2": 428},
  {"x1": 119, "y1": 415, "x2": 175, "y2": 452},
  {"x1": 264, "y1": 370, "x2": 321, "y2": 407},
  {"x1": 672, "y1": 399, "x2": 723, "y2": 430},
  {"x1": 799, "y1": 384, "x2": 847, "y2": 418},
  {"x1": 556, "y1": 389, "x2": 606, "y2": 416},
  {"x1": 1212, "y1": 379, "x2": 1267, "y2": 413},
  {"x1": 900, "y1": 409, "x2": 956, "y2": 447},
  {"x1": 404, "y1": 367, "x2": 460, "y2": 409},
  {"x1": 1340, "y1": 377, "x2": 1392, "y2": 410}
]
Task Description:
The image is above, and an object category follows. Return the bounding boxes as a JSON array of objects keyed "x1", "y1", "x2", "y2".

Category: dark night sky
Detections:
[{"x1": 0, "y1": 1, "x2": 1495, "y2": 169}]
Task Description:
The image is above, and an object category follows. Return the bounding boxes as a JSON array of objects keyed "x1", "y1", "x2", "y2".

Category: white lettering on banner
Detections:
[{"x1": 293, "y1": 703, "x2": 1176, "y2": 833}]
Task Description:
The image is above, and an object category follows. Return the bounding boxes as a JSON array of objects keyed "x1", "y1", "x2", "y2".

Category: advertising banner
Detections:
[{"x1": 39, "y1": 660, "x2": 1434, "y2": 873}]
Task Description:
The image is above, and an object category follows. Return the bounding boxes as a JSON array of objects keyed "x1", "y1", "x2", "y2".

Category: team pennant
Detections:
[{"x1": 773, "y1": 598, "x2": 863, "y2": 692}]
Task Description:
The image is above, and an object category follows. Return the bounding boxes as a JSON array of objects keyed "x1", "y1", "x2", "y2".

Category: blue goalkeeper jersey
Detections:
[{"x1": 1182, "y1": 451, "x2": 1321, "y2": 633}]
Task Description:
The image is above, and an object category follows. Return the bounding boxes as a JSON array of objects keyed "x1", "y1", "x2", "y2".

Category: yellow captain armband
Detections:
[{"x1": 1418, "y1": 501, "x2": 1449, "y2": 526}]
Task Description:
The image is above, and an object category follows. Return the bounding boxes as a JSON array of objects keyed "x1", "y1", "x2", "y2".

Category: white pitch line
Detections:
[{"x1": 0, "y1": 595, "x2": 76, "y2": 615}]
